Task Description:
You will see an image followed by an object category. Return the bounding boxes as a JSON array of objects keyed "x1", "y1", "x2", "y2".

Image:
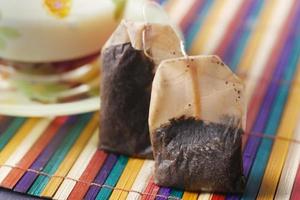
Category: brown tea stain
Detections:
[{"x1": 189, "y1": 60, "x2": 201, "y2": 118}]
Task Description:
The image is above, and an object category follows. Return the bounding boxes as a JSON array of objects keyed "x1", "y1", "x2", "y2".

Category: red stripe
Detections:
[
  {"x1": 244, "y1": 0, "x2": 298, "y2": 135},
  {"x1": 67, "y1": 150, "x2": 107, "y2": 200},
  {"x1": 179, "y1": 0, "x2": 204, "y2": 32},
  {"x1": 210, "y1": 0, "x2": 298, "y2": 199},
  {"x1": 215, "y1": 0, "x2": 252, "y2": 57},
  {"x1": 291, "y1": 164, "x2": 300, "y2": 199},
  {"x1": 212, "y1": 0, "x2": 251, "y2": 148},
  {"x1": 0, "y1": 117, "x2": 68, "y2": 189},
  {"x1": 211, "y1": 194, "x2": 226, "y2": 200},
  {"x1": 240, "y1": 0, "x2": 298, "y2": 147},
  {"x1": 0, "y1": 116, "x2": 13, "y2": 136},
  {"x1": 141, "y1": 177, "x2": 160, "y2": 200}
]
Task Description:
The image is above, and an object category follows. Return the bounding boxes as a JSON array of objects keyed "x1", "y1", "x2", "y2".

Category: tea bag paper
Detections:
[
  {"x1": 149, "y1": 55, "x2": 246, "y2": 192},
  {"x1": 100, "y1": 20, "x2": 183, "y2": 158}
]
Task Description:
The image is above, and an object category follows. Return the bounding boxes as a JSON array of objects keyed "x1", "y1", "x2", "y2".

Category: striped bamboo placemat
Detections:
[{"x1": 0, "y1": 0, "x2": 300, "y2": 199}]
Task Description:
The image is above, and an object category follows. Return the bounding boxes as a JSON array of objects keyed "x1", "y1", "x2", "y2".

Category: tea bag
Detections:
[
  {"x1": 149, "y1": 55, "x2": 246, "y2": 193},
  {"x1": 100, "y1": 20, "x2": 183, "y2": 158}
]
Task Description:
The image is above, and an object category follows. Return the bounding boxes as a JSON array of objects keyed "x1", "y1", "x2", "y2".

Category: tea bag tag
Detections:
[
  {"x1": 142, "y1": 1, "x2": 183, "y2": 38},
  {"x1": 141, "y1": 1, "x2": 184, "y2": 64},
  {"x1": 149, "y1": 55, "x2": 246, "y2": 133}
]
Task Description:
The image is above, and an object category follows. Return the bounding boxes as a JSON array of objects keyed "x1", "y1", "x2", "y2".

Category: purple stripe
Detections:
[
  {"x1": 84, "y1": 154, "x2": 118, "y2": 200},
  {"x1": 150, "y1": 2, "x2": 259, "y2": 198},
  {"x1": 13, "y1": 116, "x2": 78, "y2": 193},
  {"x1": 223, "y1": 0, "x2": 259, "y2": 65},
  {"x1": 226, "y1": 4, "x2": 300, "y2": 200},
  {"x1": 182, "y1": 0, "x2": 206, "y2": 36},
  {"x1": 242, "y1": 49, "x2": 288, "y2": 173},
  {"x1": 0, "y1": 117, "x2": 13, "y2": 136},
  {"x1": 155, "y1": 187, "x2": 172, "y2": 200},
  {"x1": 242, "y1": 5, "x2": 297, "y2": 176},
  {"x1": 153, "y1": 2, "x2": 259, "y2": 198}
]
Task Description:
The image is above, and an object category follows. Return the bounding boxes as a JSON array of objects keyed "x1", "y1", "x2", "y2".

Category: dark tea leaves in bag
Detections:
[
  {"x1": 99, "y1": 20, "x2": 183, "y2": 158},
  {"x1": 100, "y1": 42, "x2": 154, "y2": 157},
  {"x1": 152, "y1": 116, "x2": 245, "y2": 193},
  {"x1": 149, "y1": 55, "x2": 246, "y2": 192}
]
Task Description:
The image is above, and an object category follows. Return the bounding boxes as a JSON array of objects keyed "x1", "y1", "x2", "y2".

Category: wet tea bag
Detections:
[
  {"x1": 149, "y1": 55, "x2": 246, "y2": 193},
  {"x1": 100, "y1": 20, "x2": 183, "y2": 158}
]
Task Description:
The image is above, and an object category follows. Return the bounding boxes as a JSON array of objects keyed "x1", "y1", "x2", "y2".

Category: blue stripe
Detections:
[
  {"x1": 241, "y1": 11, "x2": 300, "y2": 199},
  {"x1": 0, "y1": 118, "x2": 26, "y2": 151},
  {"x1": 186, "y1": 0, "x2": 214, "y2": 50},
  {"x1": 27, "y1": 113, "x2": 93, "y2": 195},
  {"x1": 228, "y1": 0, "x2": 265, "y2": 71},
  {"x1": 95, "y1": 155, "x2": 128, "y2": 200}
]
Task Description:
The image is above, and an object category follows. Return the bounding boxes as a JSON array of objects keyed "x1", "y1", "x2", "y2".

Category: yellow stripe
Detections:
[
  {"x1": 41, "y1": 113, "x2": 99, "y2": 197},
  {"x1": 182, "y1": 191, "x2": 199, "y2": 200},
  {"x1": 189, "y1": 0, "x2": 227, "y2": 54},
  {"x1": 257, "y1": 63, "x2": 300, "y2": 199},
  {"x1": 185, "y1": 2, "x2": 227, "y2": 197},
  {"x1": 109, "y1": 158, "x2": 144, "y2": 200},
  {"x1": 237, "y1": 0, "x2": 276, "y2": 75},
  {"x1": 197, "y1": 193, "x2": 211, "y2": 200},
  {"x1": 0, "y1": 118, "x2": 39, "y2": 165},
  {"x1": 187, "y1": 0, "x2": 258, "y2": 198},
  {"x1": 118, "y1": 159, "x2": 144, "y2": 200}
]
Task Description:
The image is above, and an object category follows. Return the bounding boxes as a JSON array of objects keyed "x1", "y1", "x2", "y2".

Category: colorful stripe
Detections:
[
  {"x1": 13, "y1": 116, "x2": 79, "y2": 193},
  {"x1": 109, "y1": 158, "x2": 144, "y2": 199},
  {"x1": 291, "y1": 163, "x2": 300, "y2": 199},
  {"x1": 275, "y1": 90, "x2": 300, "y2": 199},
  {"x1": 243, "y1": 0, "x2": 298, "y2": 180},
  {"x1": 63, "y1": 150, "x2": 107, "y2": 200},
  {"x1": 222, "y1": 0, "x2": 265, "y2": 71},
  {"x1": 0, "y1": 116, "x2": 13, "y2": 137},
  {"x1": 237, "y1": 0, "x2": 278, "y2": 147},
  {"x1": 215, "y1": 0, "x2": 254, "y2": 59},
  {"x1": 190, "y1": 0, "x2": 227, "y2": 54},
  {"x1": 241, "y1": 2, "x2": 300, "y2": 199},
  {"x1": 0, "y1": 0, "x2": 299, "y2": 199},
  {"x1": 0, "y1": 117, "x2": 26, "y2": 150},
  {"x1": 0, "y1": 118, "x2": 39, "y2": 165},
  {"x1": 0, "y1": 118, "x2": 53, "y2": 183},
  {"x1": 182, "y1": 192, "x2": 198, "y2": 200},
  {"x1": 1, "y1": 117, "x2": 67, "y2": 189},
  {"x1": 51, "y1": 129, "x2": 96, "y2": 198},
  {"x1": 126, "y1": 160, "x2": 154, "y2": 200},
  {"x1": 156, "y1": 187, "x2": 171, "y2": 200},
  {"x1": 95, "y1": 155, "x2": 128, "y2": 200},
  {"x1": 84, "y1": 153, "x2": 118, "y2": 200},
  {"x1": 27, "y1": 113, "x2": 94, "y2": 196},
  {"x1": 184, "y1": 0, "x2": 214, "y2": 49},
  {"x1": 41, "y1": 114, "x2": 98, "y2": 197},
  {"x1": 141, "y1": 177, "x2": 160, "y2": 200},
  {"x1": 256, "y1": 6, "x2": 300, "y2": 200}
]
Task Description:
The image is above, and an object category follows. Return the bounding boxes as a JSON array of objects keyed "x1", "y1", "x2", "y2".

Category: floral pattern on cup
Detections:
[
  {"x1": 0, "y1": 12, "x2": 20, "y2": 50},
  {"x1": 43, "y1": 0, "x2": 72, "y2": 19}
]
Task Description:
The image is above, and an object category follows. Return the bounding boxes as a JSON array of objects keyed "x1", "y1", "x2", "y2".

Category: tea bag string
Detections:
[
  {"x1": 180, "y1": 40, "x2": 188, "y2": 58},
  {"x1": 142, "y1": 24, "x2": 155, "y2": 61},
  {"x1": 142, "y1": 1, "x2": 158, "y2": 61}
]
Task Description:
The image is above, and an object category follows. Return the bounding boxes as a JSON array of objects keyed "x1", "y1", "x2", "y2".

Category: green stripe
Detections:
[
  {"x1": 186, "y1": 0, "x2": 214, "y2": 50},
  {"x1": 96, "y1": 155, "x2": 129, "y2": 200},
  {"x1": 241, "y1": 21, "x2": 300, "y2": 200},
  {"x1": 169, "y1": 189, "x2": 184, "y2": 198},
  {"x1": 0, "y1": 118, "x2": 26, "y2": 150},
  {"x1": 230, "y1": 0, "x2": 265, "y2": 71},
  {"x1": 28, "y1": 113, "x2": 93, "y2": 196}
]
